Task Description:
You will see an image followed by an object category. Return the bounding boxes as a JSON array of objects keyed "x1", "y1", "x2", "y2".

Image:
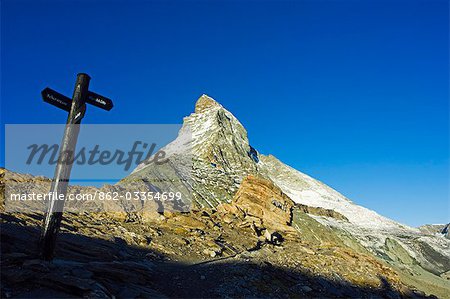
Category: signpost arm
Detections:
[{"x1": 40, "y1": 73, "x2": 90, "y2": 261}]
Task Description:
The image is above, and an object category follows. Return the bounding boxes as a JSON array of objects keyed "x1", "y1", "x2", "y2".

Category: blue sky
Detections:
[{"x1": 1, "y1": 0, "x2": 448, "y2": 226}]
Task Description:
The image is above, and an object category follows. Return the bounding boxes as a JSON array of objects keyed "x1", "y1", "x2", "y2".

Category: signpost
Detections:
[
  {"x1": 41, "y1": 88, "x2": 72, "y2": 112},
  {"x1": 40, "y1": 73, "x2": 113, "y2": 261},
  {"x1": 86, "y1": 91, "x2": 113, "y2": 111}
]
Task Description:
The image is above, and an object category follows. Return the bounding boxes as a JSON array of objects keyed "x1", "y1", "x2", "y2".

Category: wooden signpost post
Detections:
[{"x1": 40, "y1": 73, "x2": 113, "y2": 261}]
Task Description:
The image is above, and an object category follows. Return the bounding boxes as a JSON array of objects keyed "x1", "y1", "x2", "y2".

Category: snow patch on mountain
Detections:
[{"x1": 259, "y1": 155, "x2": 409, "y2": 231}]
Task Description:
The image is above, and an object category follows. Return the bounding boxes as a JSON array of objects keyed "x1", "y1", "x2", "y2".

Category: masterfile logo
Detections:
[{"x1": 5, "y1": 124, "x2": 191, "y2": 182}]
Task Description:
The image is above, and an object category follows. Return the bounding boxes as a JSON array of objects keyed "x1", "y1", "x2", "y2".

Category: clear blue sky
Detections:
[{"x1": 1, "y1": 0, "x2": 448, "y2": 227}]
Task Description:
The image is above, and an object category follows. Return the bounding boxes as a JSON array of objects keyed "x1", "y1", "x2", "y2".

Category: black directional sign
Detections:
[
  {"x1": 86, "y1": 91, "x2": 113, "y2": 111},
  {"x1": 41, "y1": 88, "x2": 72, "y2": 112}
]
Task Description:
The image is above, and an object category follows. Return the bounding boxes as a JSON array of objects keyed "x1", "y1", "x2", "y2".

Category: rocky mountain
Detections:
[
  {"x1": 129, "y1": 94, "x2": 450, "y2": 296},
  {"x1": 1, "y1": 94, "x2": 449, "y2": 298},
  {"x1": 419, "y1": 224, "x2": 450, "y2": 239}
]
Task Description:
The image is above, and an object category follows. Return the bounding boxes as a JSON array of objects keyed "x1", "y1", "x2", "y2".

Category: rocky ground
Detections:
[
  {"x1": 0, "y1": 169, "x2": 441, "y2": 298},
  {"x1": 1, "y1": 212, "x2": 435, "y2": 299}
]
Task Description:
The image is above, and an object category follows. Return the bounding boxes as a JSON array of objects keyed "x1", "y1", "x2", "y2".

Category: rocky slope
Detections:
[
  {"x1": 0, "y1": 170, "x2": 436, "y2": 298},
  {"x1": 129, "y1": 94, "x2": 450, "y2": 297},
  {"x1": 1, "y1": 94, "x2": 449, "y2": 298},
  {"x1": 419, "y1": 224, "x2": 450, "y2": 239}
]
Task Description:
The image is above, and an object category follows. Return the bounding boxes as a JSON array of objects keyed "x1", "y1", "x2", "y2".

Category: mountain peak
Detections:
[{"x1": 195, "y1": 94, "x2": 222, "y2": 113}]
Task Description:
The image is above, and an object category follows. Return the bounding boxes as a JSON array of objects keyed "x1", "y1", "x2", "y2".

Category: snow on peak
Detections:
[
  {"x1": 195, "y1": 94, "x2": 222, "y2": 113},
  {"x1": 132, "y1": 94, "x2": 247, "y2": 174},
  {"x1": 259, "y1": 154, "x2": 411, "y2": 231}
]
